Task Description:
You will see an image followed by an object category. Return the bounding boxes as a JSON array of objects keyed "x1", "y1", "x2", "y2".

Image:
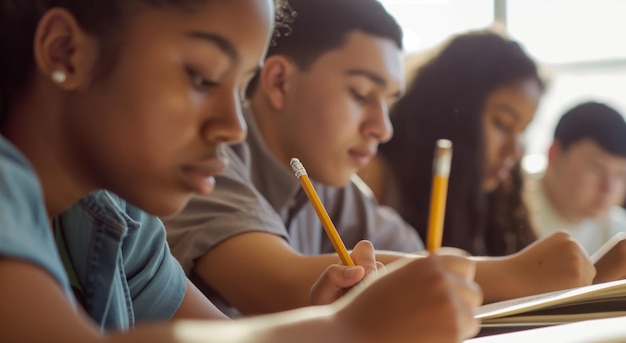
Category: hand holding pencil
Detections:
[
  {"x1": 291, "y1": 158, "x2": 378, "y2": 301},
  {"x1": 291, "y1": 157, "x2": 482, "y2": 341}
]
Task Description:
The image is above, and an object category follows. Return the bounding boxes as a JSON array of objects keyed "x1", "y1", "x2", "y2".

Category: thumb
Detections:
[{"x1": 310, "y1": 265, "x2": 365, "y2": 305}]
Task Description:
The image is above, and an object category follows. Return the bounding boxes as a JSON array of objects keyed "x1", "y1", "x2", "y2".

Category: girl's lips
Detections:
[
  {"x1": 181, "y1": 159, "x2": 226, "y2": 195},
  {"x1": 496, "y1": 165, "x2": 511, "y2": 180}
]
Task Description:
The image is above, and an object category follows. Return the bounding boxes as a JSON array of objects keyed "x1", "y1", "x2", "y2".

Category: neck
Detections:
[
  {"x1": 3, "y1": 82, "x2": 94, "y2": 219},
  {"x1": 249, "y1": 93, "x2": 292, "y2": 171},
  {"x1": 542, "y1": 171, "x2": 583, "y2": 224}
]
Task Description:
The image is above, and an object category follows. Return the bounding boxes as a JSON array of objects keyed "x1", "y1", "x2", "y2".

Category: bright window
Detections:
[
  {"x1": 380, "y1": 0, "x2": 494, "y2": 53},
  {"x1": 507, "y1": 0, "x2": 626, "y2": 64},
  {"x1": 380, "y1": 0, "x2": 626, "y2": 164}
]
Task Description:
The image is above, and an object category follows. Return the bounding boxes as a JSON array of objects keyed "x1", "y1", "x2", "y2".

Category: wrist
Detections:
[
  {"x1": 321, "y1": 307, "x2": 368, "y2": 343},
  {"x1": 331, "y1": 300, "x2": 372, "y2": 343},
  {"x1": 475, "y1": 256, "x2": 523, "y2": 303}
]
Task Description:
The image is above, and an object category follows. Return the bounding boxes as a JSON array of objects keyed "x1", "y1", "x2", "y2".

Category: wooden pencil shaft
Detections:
[
  {"x1": 426, "y1": 175, "x2": 449, "y2": 251},
  {"x1": 426, "y1": 139, "x2": 452, "y2": 252},
  {"x1": 298, "y1": 174, "x2": 354, "y2": 266}
]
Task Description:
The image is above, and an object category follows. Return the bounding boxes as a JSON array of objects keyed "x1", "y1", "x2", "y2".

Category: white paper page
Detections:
[
  {"x1": 466, "y1": 316, "x2": 626, "y2": 343},
  {"x1": 476, "y1": 279, "x2": 626, "y2": 320},
  {"x1": 591, "y1": 232, "x2": 626, "y2": 264}
]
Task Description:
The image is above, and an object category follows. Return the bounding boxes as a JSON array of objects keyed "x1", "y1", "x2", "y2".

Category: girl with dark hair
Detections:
[
  {"x1": 0, "y1": 1, "x2": 483, "y2": 341},
  {"x1": 362, "y1": 30, "x2": 543, "y2": 256}
]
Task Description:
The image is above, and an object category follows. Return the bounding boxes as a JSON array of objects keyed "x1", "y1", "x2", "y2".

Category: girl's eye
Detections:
[
  {"x1": 493, "y1": 117, "x2": 513, "y2": 134},
  {"x1": 186, "y1": 67, "x2": 218, "y2": 92},
  {"x1": 350, "y1": 88, "x2": 368, "y2": 104}
]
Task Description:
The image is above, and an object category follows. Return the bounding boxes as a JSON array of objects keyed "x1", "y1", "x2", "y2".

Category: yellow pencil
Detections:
[
  {"x1": 290, "y1": 158, "x2": 355, "y2": 266},
  {"x1": 426, "y1": 139, "x2": 453, "y2": 252}
]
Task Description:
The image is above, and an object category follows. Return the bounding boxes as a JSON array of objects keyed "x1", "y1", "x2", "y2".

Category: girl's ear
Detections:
[{"x1": 33, "y1": 7, "x2": 100, "y2": 90}]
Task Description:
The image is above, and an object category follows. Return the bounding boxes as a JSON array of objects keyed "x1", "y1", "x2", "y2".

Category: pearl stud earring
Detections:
[{"x1": 51, "y1": 70, "x2": 67, "y2": 84}]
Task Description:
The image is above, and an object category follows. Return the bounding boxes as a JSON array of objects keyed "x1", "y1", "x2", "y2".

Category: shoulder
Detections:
[
  {"x1": 0, "y1": 136, "x2": 71, "y2": 292},
  {"x1": 0, "y1": 135, "x2": 44, "y2": 204},
  {"x1": 61, "y1": 191, "x2": 165, "y2": 253},
  {"x1": 0, "y1": 134, "x2": 48, "y2": 236}
]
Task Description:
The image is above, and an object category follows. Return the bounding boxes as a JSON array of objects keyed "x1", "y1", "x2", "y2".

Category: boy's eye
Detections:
[{"x1": 186, "y1": 67, "x2": 218, "y2": 91}]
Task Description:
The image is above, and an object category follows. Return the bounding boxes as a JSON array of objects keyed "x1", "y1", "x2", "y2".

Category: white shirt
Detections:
[{"x1": 525, "y1": 173, "x2": 626, "y2": 255}]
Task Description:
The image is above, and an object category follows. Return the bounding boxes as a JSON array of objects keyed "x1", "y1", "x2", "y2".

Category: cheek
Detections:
[
  {"x1": 105, "y1": 86, "x2": 198, "y2": 171},
  {"x1": 101, "y1": 52, "x2": 199, "y2": 158},
  {"x1": 483, "y1": 127, "x2": 503, "y2": 167},
  {"x1": 610, "y1": 178, "x2": 626, "y2": 197},
  {"x1": 296, "y1": 111, "x2": 346, "y2": 161},
  {"x1": 568, "y1": 171, "x2": 599, "y2": 199},
  {"x1": 294, "y1": 94, "x2": 351, "y2": 140}
]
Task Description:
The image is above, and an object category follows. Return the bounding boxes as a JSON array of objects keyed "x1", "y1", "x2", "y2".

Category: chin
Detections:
[
  {"x1": 587, "y1": 207, "x2": 611, "y2": 219},
  {"x1": 482, "y1": 179, "x2": 500, "y2": 193},
  {"x1": 140, "y1": 194, "x2": 191, "y2": 218}
]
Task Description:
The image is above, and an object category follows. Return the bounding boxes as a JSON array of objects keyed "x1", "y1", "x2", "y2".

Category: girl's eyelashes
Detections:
[
  {"x1": 349, "y1": 88, "x2": 368, "y2": 104},
  {"x1": 185, "y1": 66, "x2": 219, "y2": 92},
  {"x1": 493, "y1": 117, "x2": 514, "y2": 134}
]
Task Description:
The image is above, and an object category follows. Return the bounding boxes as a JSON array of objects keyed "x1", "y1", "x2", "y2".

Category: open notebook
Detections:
[
  {"x1": 476, "y1": 279, "x2": 626, "y2": 327},
  {"x1": 469, "y1": 235, "x2": 626, "y2": 339},
  {"x1": 466, "y1": 316, "x2": 626, "y2": 342},
  {"x1": 476, "y1": 234, "x2": 626, "y2": 328}
]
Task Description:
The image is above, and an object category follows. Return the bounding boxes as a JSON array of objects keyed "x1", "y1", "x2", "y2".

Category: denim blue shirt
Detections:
[{"x1": 0, "y1": 135, "x2": 186, "y2": 331}]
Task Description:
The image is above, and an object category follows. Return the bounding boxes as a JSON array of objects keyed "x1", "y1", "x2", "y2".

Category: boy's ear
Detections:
[
  {"x1": 258, "y1": 55, "x2": 296, "y2": 110},
  {"x1": 547, "y1": 140, "x2": 562, "y2": 164},
  {"x1": 33, "y1": 7, "x2": 99, "y2": 90}
]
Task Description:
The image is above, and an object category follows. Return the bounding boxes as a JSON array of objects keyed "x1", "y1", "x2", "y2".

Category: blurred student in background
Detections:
[
  {"x1": 361, "y1": 30, "x2": 543, "y2": 256},
  {"x1": 527, "y1": 101, "x2": 626, "y2": 283}
]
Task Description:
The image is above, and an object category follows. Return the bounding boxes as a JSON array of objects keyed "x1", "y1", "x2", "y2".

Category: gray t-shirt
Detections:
[{"x1": 164, "y1": 109, "x2": 423, "y2": 315}]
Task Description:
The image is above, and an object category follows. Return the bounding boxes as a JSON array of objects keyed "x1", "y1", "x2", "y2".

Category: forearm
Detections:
[
  {"x1": 378, "y1": 251, "x2": 530, "y2": 303},
  {"x1": 473, "y1": 257, "x2": 525, "y2": 303},
  {"x1": 109, "y1": 308, "x2": 339, "y2": 343},
  {"x1": 173, "y1": 280, "x2": 230, "y2": 320},
  {"x1": 197, "y1": 248, "x2": 347, "y2": 314},
  {"x1": 475, "y1": 232, "x2": 597, "y2": 302},
  {"x1": 245, "y1": 254, "x2": 348, "y2": 313},
  {"x1": 375, "y1": 252, "x2": 524, "y2": 304},
  {"x1": 162, "y1": 306, "x2": 342, "y2": 343}
]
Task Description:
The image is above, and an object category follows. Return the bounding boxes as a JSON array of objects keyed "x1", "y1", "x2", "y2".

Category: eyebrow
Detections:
[
  {"x1": 493, "y1": 103, "x2": 521, "y2": 120},
  {"x1": 345, "y1": 69, "x2": 403, "y2": 99},
  {"x1": 186, "y1": 31, "x2": 240, "y2": 63}
]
